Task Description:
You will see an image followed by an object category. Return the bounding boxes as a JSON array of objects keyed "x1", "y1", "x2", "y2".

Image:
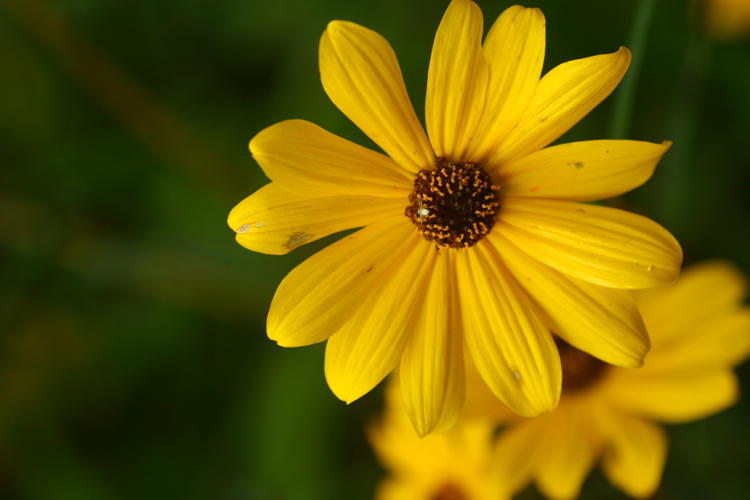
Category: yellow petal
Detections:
[
  {"x1": 267, "y1": 217, "x2": 417, "y2": 347},
  {"x1": 466, "y1": 6, "x2": 546, "y2": 162},
  {"x1": 497, "y1": 140, "x2": 671, "y2": 201},
  {"x1": 498, "y1": 198, "x2": 683, "y2": 289},
  {"x1": 456, "y1": 241, "x2": 561, "y2": 417},
  {"x1": 228, "y1": 183, "x2": 403, "y2": 255},
  {"x1": 599, "y1": 411, "x2": 667, "y2": 499},
  {"x1": 601, "y1": 368, "x2": 738, "y2": 424},
  {"x1": 425, "y1": 0, "x2": 489, "y2": 161},
  {"x1": 535, "y1": 404, "x2": 600, "y2": 500},
  {"x1": 320, "y1": 21, "x2": 434, "y2": 173},
  {"x1": 491, "y1": 47, "x2": 631, "y2": 164},
  {"x1": 637, "y1": 260, "x2": 748, "y2": 343},
  {"x1": 250, "y1": 120, "x2": 412, "y2": 197},
  {"x1": 324, "y1": 237, "x2": 435, "y2": 404},
  {"x1": 490, "y1": 231, "x2": 649, "y2": 367},
  {"x1": 400, "y1": 250, "x2": 466, "y2": 436}
]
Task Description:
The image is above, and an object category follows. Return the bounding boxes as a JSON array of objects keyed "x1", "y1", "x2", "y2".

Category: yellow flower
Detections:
[
  {"x1": 705, "y1": 0, "x2": 750, "y2": 38},
  {"x1": 228, "y1": 0, "x2": 682, "y2": 435},
  {"x1": 369, "y1": 383, "x2": 508, "y2": 500},
  {"x1": 485, "y1": 261, "x2": 750, "y2": 499}
]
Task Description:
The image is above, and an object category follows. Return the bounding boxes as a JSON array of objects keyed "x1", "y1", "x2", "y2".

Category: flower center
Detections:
[
  {"x1": 556, "y1": 338, "x2": 608, "y2": 394},
  {"x1": 405, "y1": 158, "x2": 500, "y2": 249},
  {"x1": 430, "y1": 482, "x2": 468, "y2": 500}
]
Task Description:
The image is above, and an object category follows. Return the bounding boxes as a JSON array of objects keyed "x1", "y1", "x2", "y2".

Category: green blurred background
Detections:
[{"x1": 1, "y1": 0, "x2": 748, "y2": 498}]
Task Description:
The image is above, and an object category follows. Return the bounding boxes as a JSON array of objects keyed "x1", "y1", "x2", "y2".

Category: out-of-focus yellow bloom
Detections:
[
  {"x1": 477, "y1": 261, "x2": 750, "y2": 499},
  {"x1": 369, "y1": 383, "x2": 508, "y2": 500},
  {"x1": 229, "y1": 0, "x2": 682, "y2": 436},
  {"x1": 705, "y1": 0, "x2": 750, "y2": 39}
]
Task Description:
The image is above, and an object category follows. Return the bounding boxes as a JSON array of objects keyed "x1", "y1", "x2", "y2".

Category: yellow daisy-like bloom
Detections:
[
  {"x1": 485, "y1": 261, "x2": 750, "y2": 499},
  {"x1": 229, "y1": 0, "x2": 682, "y2": 435},
  {"x1": 705, "y1": 0, "x2": 750, "y2": 39},
  {"x1": 369, "y1": 384, "x2": 508, "y2": 500}
]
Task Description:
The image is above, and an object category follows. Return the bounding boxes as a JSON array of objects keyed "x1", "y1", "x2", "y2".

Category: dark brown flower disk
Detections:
[
  {"x1": 406, "y1": 158, "x2": 501, "y2": 249},
  {"x1": 556, "y1": 338, "x2": 609, "y2": 393}
]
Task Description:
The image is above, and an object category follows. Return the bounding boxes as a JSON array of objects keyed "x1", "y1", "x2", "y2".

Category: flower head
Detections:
[
  {"x1": 484, "y1": 261, "x2": 750, "y2": 499},
  {"x1": 229, "y1": 0, "x2": 682, "y2": 436}
]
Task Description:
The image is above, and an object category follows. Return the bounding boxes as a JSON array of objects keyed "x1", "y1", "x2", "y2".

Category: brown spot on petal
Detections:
[{"x1": 284, "y1": 231, "x2": 313, "y2": 250}]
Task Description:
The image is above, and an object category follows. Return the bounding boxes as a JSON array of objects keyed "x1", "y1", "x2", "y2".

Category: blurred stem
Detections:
[
  {"x1": 608, "y1": 0, "x2": 659, "y2": 139},
  {"x1": 658, "y1": 0, "x2": 707, "y2": 236}
]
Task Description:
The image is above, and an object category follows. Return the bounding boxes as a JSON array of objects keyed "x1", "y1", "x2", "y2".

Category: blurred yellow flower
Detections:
[
  {"x1": 483, "y1": 261, "x2": 750, "y2": 499},
  {"x1": 369, "y1": 383, "x2": 508, "y2": 500},
  {"x1": 229, "y1": 0, "x2": 682, "y2": 435},
  {"x1": 705, "y1": 0, "x2": 750, "y2": 38}
]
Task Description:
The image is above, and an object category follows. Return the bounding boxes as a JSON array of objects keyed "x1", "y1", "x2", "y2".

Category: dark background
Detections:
[{"x1": 1, "y1": 0, "x2": 748, "y2": 498}]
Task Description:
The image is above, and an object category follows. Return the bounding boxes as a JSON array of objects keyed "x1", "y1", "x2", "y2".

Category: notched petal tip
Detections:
[
  {"x1": 325, "y1": 19, "x2": 356, "y2": 35},
  {"x1": 450, "y1": 0, "x2": 475, "y2": 8},
  {"x1": 615, "y1": 46, "x2": 633, "y2": 74},
  {"x1": 505, "y1": 5, "x2": 545, "y2": 20},
  {"x1": 526, "y1": 7, "x2": 546, "y2": 28}
]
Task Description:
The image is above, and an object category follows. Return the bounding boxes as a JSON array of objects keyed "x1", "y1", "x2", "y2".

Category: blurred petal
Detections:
[
  {"x1": 374, "y1": 479, "x2": 422, "y2": 500},
  {"x1": 492, "y1": 416, "x2": 548, "y2": 494},
  {"x1": 599, "y1": 411, "x2": 667, "y2": 499},
  {"x1": 228, "y1": 183, "x2": 403, "y2": 255},
  {"x1": 467, "y1": 6, "x2": 546, "y2": 162},
  {"x1": 497, "y1": 140, "x2": 671, "y2": 201},
  {"x1": 492, "y1": 48, "x2": 631, "y2": 164},
  {"x1": 324, "y1": 237, "x2": 435, "y2": 403},
  {"x1": 456, "y1": 240, "x2": 561, "y2": 417},
  {"x1": 536, "y1": 404, "x2": 600, "y2": 500},
  {"x1": 650, "y1": 311, "x2": 750, "y2": 369},
  {"x1": 400, "y1": 250, "x2": 465, "y2": 436},
  {"x1": 267, "y1": 217, "x2": 416, "y2": 346},
  {"x1": 462, "y1": 361, "x2": 517, "y2": 422},
  {"x1": 250, "y1": 120, "x2": 412, "y2": 197},
  {"x1": 601, "y1": 368, "x2": 738, "y2": 423},
  {"x1": 369, "y1": 381, "x2": 436, "y2": 474},
  {"x1": 490, "y1": 231, "x2": 649, "y2": 367},
  {"x1": 425, "y1": 0, "x2": 488, "y2": 161},
  {"x1": 499, "y1": 198, "x2": 682, "y2": 289},
  {"x1": 637, "y1": 260, "x2": 748, "y2": 343},
  {"x1": 320, "y1": 21, "x2": 434, "y2": 173}
]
